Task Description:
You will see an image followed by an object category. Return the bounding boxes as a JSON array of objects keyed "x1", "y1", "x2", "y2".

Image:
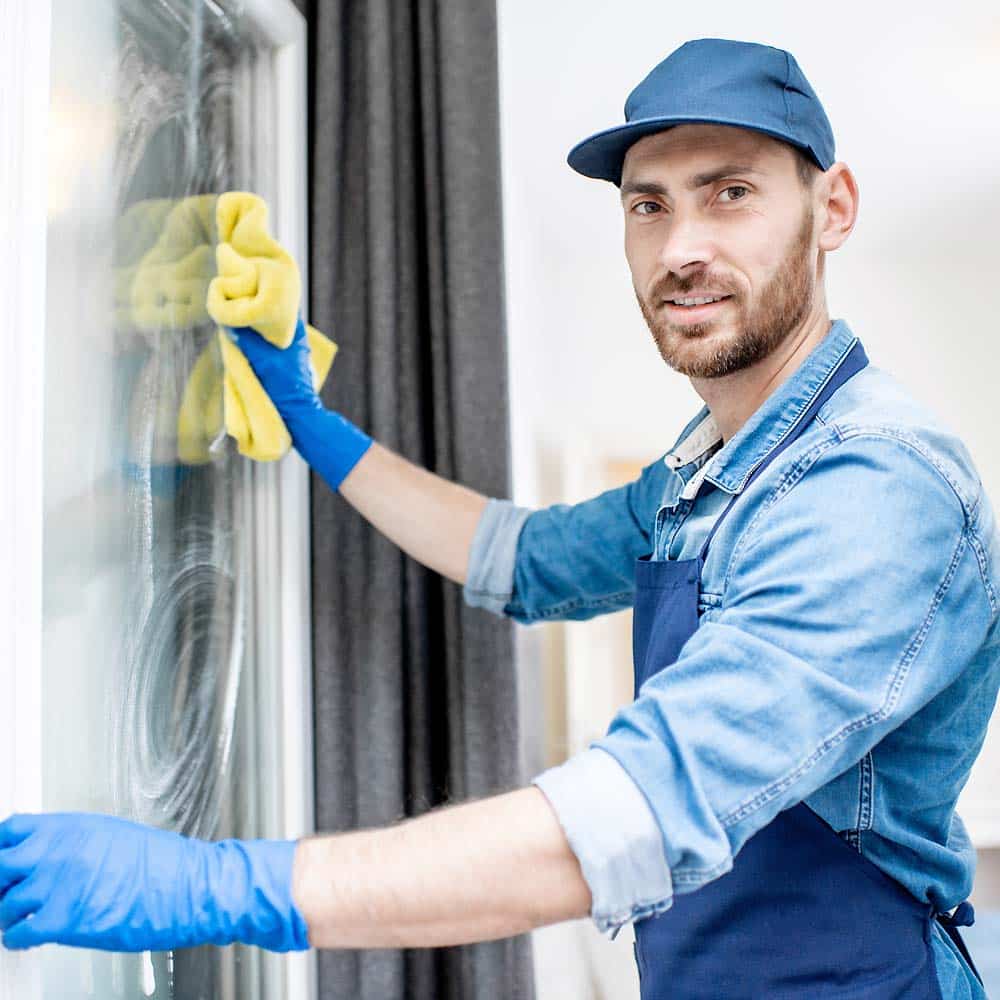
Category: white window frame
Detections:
[{"x1": 0, "y1": 1, "x2": 317, "y2": 997}]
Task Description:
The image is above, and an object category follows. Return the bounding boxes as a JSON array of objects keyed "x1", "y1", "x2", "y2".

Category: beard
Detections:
[{"x1": 636, "y1": 199, "x2": 816, "y2": 379}]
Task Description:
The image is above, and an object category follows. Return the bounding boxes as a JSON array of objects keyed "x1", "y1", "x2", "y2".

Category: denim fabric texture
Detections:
[{"x1": 463, "y1": 319, "x2": 998, "y2": 996}]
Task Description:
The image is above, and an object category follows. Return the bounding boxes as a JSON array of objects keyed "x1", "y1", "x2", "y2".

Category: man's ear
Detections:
[{"x1": 817, "y1": 162, "x2": 859, "y2": 253}]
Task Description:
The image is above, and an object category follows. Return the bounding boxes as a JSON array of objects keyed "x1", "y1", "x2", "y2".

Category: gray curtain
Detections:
[{"x1": 304, "y1": 1, "x2": 535, "y2": 998}]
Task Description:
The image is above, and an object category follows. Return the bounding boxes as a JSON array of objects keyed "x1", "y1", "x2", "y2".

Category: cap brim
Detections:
[{"x1": 567, "y1": 114, "x2": 819, "y2": 185}]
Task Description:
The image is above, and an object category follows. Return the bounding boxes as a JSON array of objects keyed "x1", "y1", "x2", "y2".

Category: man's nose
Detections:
[{"x1": 655, "y1": 211, "x2": 716, "y2": 276}]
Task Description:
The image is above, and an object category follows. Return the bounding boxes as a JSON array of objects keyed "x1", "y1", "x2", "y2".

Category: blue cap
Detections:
[{"x1": 567, "y1": 38, "x2": 835, "y2": 185}]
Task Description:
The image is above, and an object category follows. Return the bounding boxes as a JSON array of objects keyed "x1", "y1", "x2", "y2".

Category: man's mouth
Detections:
[
  {"x1": 665, "y1": 294, "x2": 732, "y2": 307},
  {"x1": 663, "y1": 295, "x2": 733, "y2": 321}
]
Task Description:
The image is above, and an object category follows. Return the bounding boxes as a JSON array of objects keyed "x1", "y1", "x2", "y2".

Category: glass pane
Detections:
[{"x1": 42, "y1": 1, "x2": 278, "y2": 996}]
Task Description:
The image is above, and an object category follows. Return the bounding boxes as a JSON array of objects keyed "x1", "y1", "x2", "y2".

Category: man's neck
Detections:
[{"x1": 692, "y1": 311, "x2": 833, "y2": 445}]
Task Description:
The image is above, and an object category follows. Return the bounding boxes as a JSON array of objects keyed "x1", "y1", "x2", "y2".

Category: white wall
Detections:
[
  {"x1": 496, "y1": 3, "x2": 1000, "y2": 997},
  {"x1": 499, "y1": 3, "x2": 1000, "y2": 501}
]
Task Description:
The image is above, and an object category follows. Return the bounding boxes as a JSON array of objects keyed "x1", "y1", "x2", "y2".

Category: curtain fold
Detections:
[{"x1": 305, "y1": 1, "x2": 534, "y2": 996}]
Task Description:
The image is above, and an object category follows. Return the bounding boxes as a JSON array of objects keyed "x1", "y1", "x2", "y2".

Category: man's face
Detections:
[{"x1": 621, "y1": 124, "x2": 819, "y2": 379}]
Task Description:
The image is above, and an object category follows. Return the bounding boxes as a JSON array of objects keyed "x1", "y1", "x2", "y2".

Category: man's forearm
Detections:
[
  {"x1": 337, "y1": 441, "x2": 489, "y2": 586},
  {"x1": 290, "y1": 786, "x2": 591, "y2": 949}
]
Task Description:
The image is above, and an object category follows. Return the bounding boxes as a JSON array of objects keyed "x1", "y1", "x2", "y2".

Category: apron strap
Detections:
[
  {"x1": 935, "y1": 902, "x2": 984, "y2": 987},
  {"x1": 698, "y1": 339, "x2": 869, "y2": 564}
]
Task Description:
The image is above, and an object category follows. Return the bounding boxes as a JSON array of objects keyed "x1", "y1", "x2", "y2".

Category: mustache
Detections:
[{"x1": 650, "y1": 276, "x2": 735, "y2": 301}]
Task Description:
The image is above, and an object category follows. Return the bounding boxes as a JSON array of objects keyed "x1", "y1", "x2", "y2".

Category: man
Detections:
[{"x1": 1, "y1": 37, "x2": 995, "y2": 999}]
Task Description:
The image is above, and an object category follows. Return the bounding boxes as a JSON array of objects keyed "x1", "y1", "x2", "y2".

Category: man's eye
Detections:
[
  {"x1": 719, "y1": 185, "x2": 750, "y2": 203},
  {"x1": 633, "y1": 201, "x2": 662, "y2": 216}
]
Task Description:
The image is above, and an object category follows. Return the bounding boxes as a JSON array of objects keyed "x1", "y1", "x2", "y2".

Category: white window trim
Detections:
[
  {"x1": 1, "y1": 0, "x2": 50, "y2": 992},
  {"x1": 0, "y1": 1, "x2": 316, "y2": 997}
]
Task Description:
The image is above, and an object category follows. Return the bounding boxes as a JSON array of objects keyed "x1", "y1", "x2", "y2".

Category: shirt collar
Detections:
[{"x1": 664, "y1": 319, "x2": 859, "y2": 500}]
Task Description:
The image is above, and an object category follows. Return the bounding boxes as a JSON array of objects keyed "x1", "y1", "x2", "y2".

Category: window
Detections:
[{"x1": 1, "y1": 1, "x2": 314, "y2": 997}]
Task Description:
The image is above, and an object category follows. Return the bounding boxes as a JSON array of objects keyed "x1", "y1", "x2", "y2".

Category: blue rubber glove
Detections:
[
  {"x1": 0, "y1": 813, "x2": 310, "y2": 953},
  {"x1": 228, "y1": 315, "x2": 373, "y2": 490}
]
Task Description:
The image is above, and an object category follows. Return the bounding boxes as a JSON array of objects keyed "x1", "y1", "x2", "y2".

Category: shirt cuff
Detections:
[
  {"x1": 532, "y1": 746, "x2": 674, "y2": 938},
  {"x1": 462, "y1": 498, "x2": 533, "y2": 616}
]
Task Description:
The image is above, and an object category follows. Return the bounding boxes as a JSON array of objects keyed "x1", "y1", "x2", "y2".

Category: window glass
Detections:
[{"x1": 43, "y1": 1, "x2": 273, "y2": 995}]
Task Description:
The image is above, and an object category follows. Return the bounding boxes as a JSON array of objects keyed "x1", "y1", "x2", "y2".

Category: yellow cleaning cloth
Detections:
[
  {"x1": 114, "y1": 197, "x2": 176, "y2": 336},
  {"x1": 174, "y1": 191, "x2": 337, "y2": 464},
  {"x1": 131, "y1": 194, "x2": 217, "y2": 334},
  {"x1": 207, "y1": 191, "x2": 299, "y2": 348}
]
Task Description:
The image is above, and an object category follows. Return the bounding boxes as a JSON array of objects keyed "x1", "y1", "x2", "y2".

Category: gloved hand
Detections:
[
  {"x1": 0, "y1": 812, "x2": 310, "y2": 953},
  {"x1": 228, "y1": 314, "x2": 373, "y2": 490}
]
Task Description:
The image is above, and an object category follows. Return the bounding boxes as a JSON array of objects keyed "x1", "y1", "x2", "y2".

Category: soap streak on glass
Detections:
[
  {"x1": 41, "y1": 0, "x2": 270, "y2": 997},
  {"x1": 113, "y1": 13, "x2": 245, "y2": 846}
]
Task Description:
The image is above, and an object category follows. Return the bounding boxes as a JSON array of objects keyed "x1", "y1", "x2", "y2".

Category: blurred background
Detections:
[{"x1": 495, "y1": 2, "x2": 1000, "y2": 996}]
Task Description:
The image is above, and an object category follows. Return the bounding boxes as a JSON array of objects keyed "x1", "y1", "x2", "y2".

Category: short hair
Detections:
[{"x1": 791, "y1": 144, "x2": 822, "y2": 191}]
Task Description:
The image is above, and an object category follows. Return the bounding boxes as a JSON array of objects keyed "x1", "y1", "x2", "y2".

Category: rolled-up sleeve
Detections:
[
  {"x1": 462, "y1": 453, "x2": 671, "y2": 624},
  {"x1": 463, "y1": 498, "x2": 534, "y2": 615},
  {"x1": 536, "y1": 433, "x2": 992, "y2": 931},
  {"x1": 533, "y1": 747, "x2": 674, "y2": 937}
]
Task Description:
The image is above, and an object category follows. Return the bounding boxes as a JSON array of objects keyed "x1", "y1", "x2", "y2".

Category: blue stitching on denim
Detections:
[
  {"x1": 716, "y1": 523, "x2": 969, "y2": 829},
  {"x1": 720, "y1": 427, "x2": 978, "y2": 598},
  {"x1": 711, "y1": 336, "x2": 856, "y2": 495},
  {"x1": 835, "y1": 426, "x2": 973, "y2": 510},
  {"x1": 596, "y1": 894, "x2": 675, "y2": 935},
  {"x1": 672, "y1": 854, "x2": 735, "y2": 884},
  {"x1": 743, "y1": 423, "x2": 993, "y2": 616},
  {"x1": 965, "y1": 527, "x2": 997, "y2": 614},
  {"x1": 720, "y1": 433, "x2": 840, "y2": 593},
  {"x1": 857, "y1": 751, "x2": 874, "y2": 831},
  {"x1": 839, "y1": 827, "x2": 861, "y2": 852},
  {"x1": 505, "y1": 588, "x2": 635, "y2": 623}
]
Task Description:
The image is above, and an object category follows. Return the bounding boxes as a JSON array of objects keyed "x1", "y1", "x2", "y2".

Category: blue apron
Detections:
[{"x1": 630, "y1": 339, "x2": 983, "y2": 999}]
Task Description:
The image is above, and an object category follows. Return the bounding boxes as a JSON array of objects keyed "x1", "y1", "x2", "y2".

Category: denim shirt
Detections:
[{"x1": 463, "y1": 319, "x2": 999, "y2": 996}]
